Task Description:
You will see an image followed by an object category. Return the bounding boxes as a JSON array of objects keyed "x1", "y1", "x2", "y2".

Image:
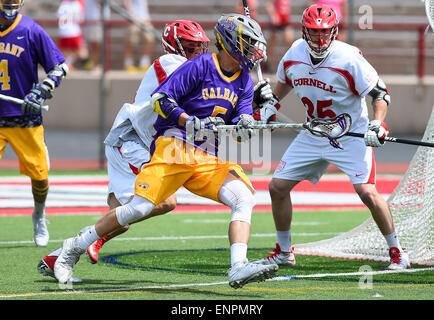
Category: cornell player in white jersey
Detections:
[
  {"x1": 254, "y1": 4, "x2": 410, "y2": 270},
  {"x1": 37, "y1": 20, "x2": 210, "y2": 279}
]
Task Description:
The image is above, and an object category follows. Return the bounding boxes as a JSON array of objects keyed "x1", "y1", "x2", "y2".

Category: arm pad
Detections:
[
  {"x1": 151, "y1": 93, "x2": 185, "y2": 124},
  {"x1": 43, "y1": 62, "x2": 69, "y2": 89},
  {"x1": 368, "y1": 78, "x2": 390, "y2": 105}
]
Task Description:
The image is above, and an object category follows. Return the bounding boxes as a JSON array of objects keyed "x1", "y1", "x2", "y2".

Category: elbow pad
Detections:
[
  {"x1": 151, "y1": 93, "x2": 185, "y2": 124},
  {"x1": 43, "y1": 62, "x2": 69, "y2": 89},
  {"x1": 368, "y1": 78, "x2": 390, "y2": 106}
]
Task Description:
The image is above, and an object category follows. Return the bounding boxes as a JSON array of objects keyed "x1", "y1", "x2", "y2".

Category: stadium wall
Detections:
[{"x1": 44, "y1": 73, "x2": 434, "y2": 135}]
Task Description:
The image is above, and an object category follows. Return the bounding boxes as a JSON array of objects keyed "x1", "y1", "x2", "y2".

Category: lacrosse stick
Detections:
[
  {"x1": 0, "y1": 93, "x2": 49, "y2": 111},
  {"x1": 242, "y1": 0, "x2": 264, "y2": 81},
  {"x1": 425, "y1": 0, "x2": 434, "y2": 33},
  {"x1": 217, "y1": 113, "x2": 352, "y2": 149},
  {"x1": 345, "y1": 131, "x2": 434, "y2": 148}
]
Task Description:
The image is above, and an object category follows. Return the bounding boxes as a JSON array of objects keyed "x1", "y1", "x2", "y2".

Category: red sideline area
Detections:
[
  {"x1": 0, "y1": 177, "x2": 401, "y2": 215},
  {"x1": 0, "y1": 159, "x2": 409, "y2": 174},
  {"x1": 0, "y1": 204, "x2": 371, "y2": 216}
]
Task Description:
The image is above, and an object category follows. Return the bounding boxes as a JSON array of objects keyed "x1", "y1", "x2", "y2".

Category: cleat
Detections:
[
  {"x1": 54, "y1": 237, "x2": 85, "y2": 284},
  {"x1": 32, "y1": 213, "x2": 49, "y2": 247},
  {"x1": 387, "y1": 247, "x2": 411, "y2": 270},
  {"x1": 86, "y1": 237, "x2": 107, "y2": 264},
  {"x1": 253, "y1": 243, "x2": 296, "y2": 266},
  {"x1": 228, "y1": 261, "x2": 278, "y2": 289},
  {"x1": 37, "y1": 255, "x2": 82, "y2": 283}
]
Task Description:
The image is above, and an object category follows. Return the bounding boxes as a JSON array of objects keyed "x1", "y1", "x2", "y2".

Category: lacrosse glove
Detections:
[
  {"x1": 364, "y1": 120, "x2": 389, "y2": 147},
  {"x1": 253, "y1": 95, "x2": 280, "y2": 123},
  {"x1": 22, "y1": 83, "x2": 53, "y2": 114},
  {"x1": 232, "y1": 114, "x2": 256, "y2": 143},
  {"x1": 185, "y1": 116, "x2": 225, "y2": 140},
  {"x1": 253, "y1": 78, "x2": 273, "y2": 108}
]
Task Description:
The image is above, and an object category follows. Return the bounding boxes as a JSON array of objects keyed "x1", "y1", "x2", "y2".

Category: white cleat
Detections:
[
  {"x1": 37, "y1": 255, "x2": 82, "y2": 283},
  {"x1": 253, "y1": 243, "x2": 296, "y2": 266},
  {"x1": 32, "y1": 213, "x2": 49, "y2": 247},
  {"x1": 54, "y1": 237, "x2": 85, "y2": 284},
  {"x1": 387, "y1": 247, "x2": 411, "y2": 270},
  {"x1": 228, "y1": 261, "x2": 278, "y2": 289}
]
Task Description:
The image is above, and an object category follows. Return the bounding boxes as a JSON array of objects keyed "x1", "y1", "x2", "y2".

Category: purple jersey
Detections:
[
  {"x1": 151, "y1": 53, "x2": 254, "y2": 156},
  {"x1": 0, "y1": 14, "x2": 65, "y2": 119}
]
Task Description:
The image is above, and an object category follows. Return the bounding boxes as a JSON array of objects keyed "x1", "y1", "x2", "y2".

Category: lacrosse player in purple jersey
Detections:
[
  {"x1": 0, "y1": 0, "x2": 68, "y2": 247},
  {"x1": 53, "y1": 13, "x2": 278, "y2": 289}
]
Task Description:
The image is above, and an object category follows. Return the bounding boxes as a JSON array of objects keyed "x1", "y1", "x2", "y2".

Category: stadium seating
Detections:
[{"x1": 26, "y1": 0, "x2": 433, "y2": 75}]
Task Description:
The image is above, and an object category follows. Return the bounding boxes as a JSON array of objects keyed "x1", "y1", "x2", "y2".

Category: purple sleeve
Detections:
[
  {"x1": 230, "y1": 77, "x2": 254, "y2": 124},
  {"x1": 30, "y1": 22, "x2": 65, "y2": 73}
]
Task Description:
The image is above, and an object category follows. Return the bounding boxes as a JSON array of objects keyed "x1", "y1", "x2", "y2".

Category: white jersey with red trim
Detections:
[
  {"x1": 277, "y1": 39, "x2": 379, "y2": 134},
  {"x1": 274, "y1": 39, "x2": 381, "y2": 185},
  {"x1": 104, "y1": 54, "x2": 187, "y2": 149}
]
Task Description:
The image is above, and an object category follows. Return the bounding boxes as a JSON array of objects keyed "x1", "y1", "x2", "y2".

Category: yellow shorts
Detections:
[
  {"x1": 134, "y1": 136, "x2": 254, "y2": 205},
  {"x1": 0, "y1": 126, "x2": 49, "y2": 180}
]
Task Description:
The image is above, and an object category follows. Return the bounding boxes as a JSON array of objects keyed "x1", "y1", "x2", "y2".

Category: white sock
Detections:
[
  {"x1": 33, "y1": 201, "x2": 45, "y2": 217},
  {"x1": 230, "y1": 243, "x2": 248, "y2": 266},
  {"x1": 124, "y1": 57, "x2": 134, "y2": 67},
  {"x1": 75, "y1": 225, "x2": 100, "y2": 250},
  {"x1": 276, "y1": 230, "x2": 291, "y2": 253},
  {"x1": 384, "y1": 232, "x2": 402, "y2": 250},
  {"x1": 48, "y1": 248, "x2": 62, "y2": 256},
  {"x1": 140, "y1": 55, "x2": 150, "y2": 66}
]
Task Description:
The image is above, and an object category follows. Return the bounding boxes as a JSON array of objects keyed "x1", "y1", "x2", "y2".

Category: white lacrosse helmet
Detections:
[{"x1": 214, "y1": 13, "x2": 267, "y2": 71}]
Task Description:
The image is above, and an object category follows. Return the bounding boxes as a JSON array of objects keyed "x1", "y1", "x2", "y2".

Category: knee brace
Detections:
[
  {"x1": 115, "y1": 195, "x2": 155, "y2": 226},
  {"x1": 218, "y1": 179, "x2": 256, "y2": 224}
]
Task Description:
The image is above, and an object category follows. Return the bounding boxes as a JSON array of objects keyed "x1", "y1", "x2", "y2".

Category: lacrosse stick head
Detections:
[{"x1": 304, "y1": 113, "x2": 352, "y2": 141}]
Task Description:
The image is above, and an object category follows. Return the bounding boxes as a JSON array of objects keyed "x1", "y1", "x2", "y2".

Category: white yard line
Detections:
[
  {"x1": 1, "y1": 267, "x2": 432, "y2": 299},
  {"x1": 0, "y1": 232, "x2": 339, "y2": 245}
]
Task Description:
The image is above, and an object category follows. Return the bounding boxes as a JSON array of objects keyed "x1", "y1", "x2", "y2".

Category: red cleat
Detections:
[{"x1": 86, "y1": 236, "x2": 108, "y2": 264}]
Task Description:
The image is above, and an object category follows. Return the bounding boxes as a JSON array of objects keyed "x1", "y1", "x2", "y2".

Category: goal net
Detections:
[{"x1": 293, "y1": 107, "x2": 434, "y2": 266}]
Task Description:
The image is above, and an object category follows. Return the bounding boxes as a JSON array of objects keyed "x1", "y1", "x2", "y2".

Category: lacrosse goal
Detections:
[{"x1": 293, "y1": 107, "x2": 434, "y2": 266}]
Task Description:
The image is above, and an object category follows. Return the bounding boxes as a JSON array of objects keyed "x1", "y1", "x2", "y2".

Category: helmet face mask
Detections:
[
  {"x1": 215, "y1": 13, "x2": 266, "y2": 71},
  {"x1": 162, "y1": 20, "x2": 210, "y2": 59},
  {"x1": 180, "y1": 39, "x2": 208, "y2": 59},
  {"x1": 302, "y1": 4, "x2": 338, "y2": 59},
  {"x1": 0, "y1": 0, "x2": 24, "y2": 21}
]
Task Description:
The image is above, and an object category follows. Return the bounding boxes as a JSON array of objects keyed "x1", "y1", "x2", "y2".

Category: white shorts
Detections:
[
  {"x1": 105, "y1": 141, "x2": 151, "y2": 205},
  {"x1": 273, "y1": 131, "x2": 376, "y2": 185}
]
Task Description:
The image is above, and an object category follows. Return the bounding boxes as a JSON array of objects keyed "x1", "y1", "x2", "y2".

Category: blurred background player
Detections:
[
  {"x1": 83, "y1": 0, "x2": 110, "y2": 72},
  {"x1": 263, "y1": 0, "x2": 294, "y2": 73},
  {"x1": 311, "y1": 0, "x2": 349, "y2": 41},
  {"x1": 37, "y1": 19, "x2": 210, "y2": 278},
  {"x1": 57, "y1": 0, "x2": 89, "y2": 71},
  {"x1": 53, "y1": 13, "x2": 278, "y2": 289},
  {"x1": 0, "y1": 0, "x2": 68, "y2": 247},
  {"x1": 253, "y1": 4, "x2": 410, "y2": 270},
  {"x1": 123, "y1": 0, "x2": 155, "y2": 73}
]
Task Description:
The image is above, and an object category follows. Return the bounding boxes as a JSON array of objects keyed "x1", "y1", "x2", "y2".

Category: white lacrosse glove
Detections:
[
  {"x1": 253, "y1": 78, "x2": 273, "y2": 108},
  {"x1": 364, "y1": 120, "x2": 389, "y2": 147},
  {"x1": 232, "y1": 114, "x2": 256, "y2": 143},
  {"x1": 253, "y1": 95, "x2": 280, "y2": 123}
]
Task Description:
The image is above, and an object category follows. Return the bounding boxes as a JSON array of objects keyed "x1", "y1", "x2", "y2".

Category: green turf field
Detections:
[{"x1": 1, "y1": 207, "x2": 432, "y2": 301}]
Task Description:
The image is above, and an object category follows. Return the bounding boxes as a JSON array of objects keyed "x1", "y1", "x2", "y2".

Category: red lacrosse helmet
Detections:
[
  {"x1": 162, "y1": 20, "x2": 210, "y2": 59},
  {"x1": 302, "y1": 4, "x2": 339, "y2": 59}
]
